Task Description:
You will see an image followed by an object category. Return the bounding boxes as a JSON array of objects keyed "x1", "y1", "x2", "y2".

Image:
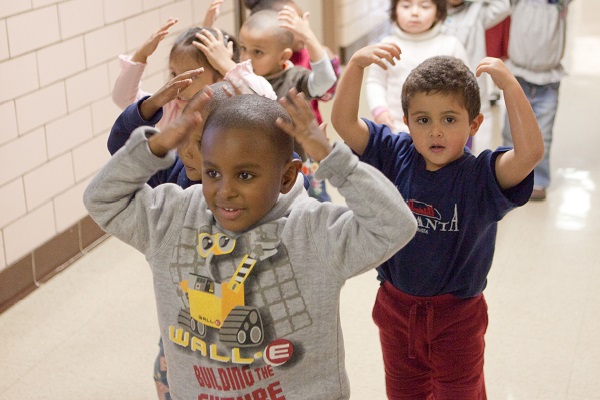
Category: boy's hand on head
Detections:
[
  {"x1": 202, "y1": 0, "x2": 224, "y2": 27},
  {"x1": 476, "y1": 57, "x2": 518, "y2": 92},
  {"x1": 132, "y1": 18, "x2": 178, "y2": 64},
  {"x1": 350, "y1": 43, "x2": 401, "y2": 70},
  {"x1": 148, "y1": 88, "x2": 213, "y2": 157},
  {"x1": 276, "y1": 89, "x2": 333, "y2": 162},
  {"x1": 277, "y1": 5, "x2": 313, "y2": 44},
  {"x1": 193, "y1": 28, "x2": 236, "y2": 75},
  {"x1": 140, "y1": 68, "x2": 204, "y2": 120}
]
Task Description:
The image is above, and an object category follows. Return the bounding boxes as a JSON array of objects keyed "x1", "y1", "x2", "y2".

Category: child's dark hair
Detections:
[
  {"x1": 390, "y1": 0, "x2": 447, "y2": 25},
  {"x1": 170, "y1": 27, "x2": 240, "y2": 74},
  {"x1": 243, "y1": 0, "x2": 295, "y2": 13},
  {"x1": 202, "y1": 94, "x2": 294, "y2": 162},
  {"x1": 401, "y1": 56, "x2": 481, "y2": 120}
]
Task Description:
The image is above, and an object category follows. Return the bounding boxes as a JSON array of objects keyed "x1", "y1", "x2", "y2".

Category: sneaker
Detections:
[{"x1": 530, "y1": 187, "x2": 546, "y2": 201}]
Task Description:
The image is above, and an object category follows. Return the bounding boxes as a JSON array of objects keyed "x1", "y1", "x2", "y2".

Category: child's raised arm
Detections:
[
  {"x1": 148, "y1": 87, "x2": 213, "y2": 157},
  {"x1": 138, "y1": 68, "x2": 204, "y2": 120},
  {"x1": 276, "y1": 89, "x2": 332, "y2": 162},
  {"x1": 477, "y1": 57, "x2": 544, "y2": 189},
  {"x1": 131, "y1": 18, "x2": 178, "y2": 64},
  {"x1": 202, "y1": 0, "x2": 224, "y2": 28},
  {"x1": 278, "y1": 6, "x2": 336, "y2": 98},
  {"x1": 331, "y1": 43, "x2": 401, "y2": 155}
]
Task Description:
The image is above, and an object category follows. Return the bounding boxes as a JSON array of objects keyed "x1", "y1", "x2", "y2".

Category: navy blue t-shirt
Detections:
[{"x1": 360, "y1": 119, "x2": 533, "y2": 298}]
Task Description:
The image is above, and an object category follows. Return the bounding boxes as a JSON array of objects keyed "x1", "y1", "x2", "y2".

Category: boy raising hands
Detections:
[{"x1": 332, "y1": 44, "x2": 543, "y2": 398}]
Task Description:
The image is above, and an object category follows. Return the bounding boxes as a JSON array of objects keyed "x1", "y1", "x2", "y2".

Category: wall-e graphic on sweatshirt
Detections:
[{"x1": 170, "y1": 222, "x2": 312, "y2": 367}]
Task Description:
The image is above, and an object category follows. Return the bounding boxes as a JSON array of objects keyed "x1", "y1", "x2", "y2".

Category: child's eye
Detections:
[
  {"x1": 444, "y1": 117, "x2": 456, "y2": 123},
  {"x1": 253, "y1": 50, "x2": 263, "y2": 56},
  {"x1": 238, "y1": 172, "x2": 254, "y2": 181},
  {"x1": 205, "y1": 170, "x2": 220, "y2": 179},
  {"x1": 417, "y1": 117, "x2": 429, "y2": 124}
]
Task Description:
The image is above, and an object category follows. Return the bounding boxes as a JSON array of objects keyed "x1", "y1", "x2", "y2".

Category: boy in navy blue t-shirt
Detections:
[{"x1": 331, "y1": 44, "x2": 544, "y2": 399}]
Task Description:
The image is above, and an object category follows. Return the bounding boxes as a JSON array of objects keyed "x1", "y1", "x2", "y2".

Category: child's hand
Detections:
[
  {"x1": 148, "y1": 88, "x2": 213, "y2": 157},
  {"x1": 374, "y1": 111, "x2": 396, "y2": 130},
  {"x1": 349, "y1": 43, "x2": 401, "y2": 70},
  {"x1": 193, "y1": 28, "x2": 236, "y2": 75},
  {"x1": 140, "y1": 68, "x2": 204, "y2": 120},
  {"x1": 476, "y1": 57, "x2": 518, "y2": 91},
  {"x1": 276, "y1": 89, "x2": 333, "y2": 162},
  {"x1": 132, "y1": 18, "x2": 178, "y2": 64},
  {"x1": 202, "y1": 0, "x2": 224, "y2": 27},
  {"x1": 277, "y1": 5, "x2": 313, "y2": 44}
]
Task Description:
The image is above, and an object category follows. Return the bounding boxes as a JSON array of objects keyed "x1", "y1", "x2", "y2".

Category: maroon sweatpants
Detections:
[{"x1": 372, "y1": 281, "x2": 488, "y2": 400}]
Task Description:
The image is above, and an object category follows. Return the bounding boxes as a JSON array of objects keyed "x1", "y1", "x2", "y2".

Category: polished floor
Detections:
[{"x1": 1, "y1": 1, "x2": 599, "y2": 399}]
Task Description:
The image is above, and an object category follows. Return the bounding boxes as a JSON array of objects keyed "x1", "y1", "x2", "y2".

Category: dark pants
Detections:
[{"x1": 373, "y1": 281, "x2": 488, "y2": 400}]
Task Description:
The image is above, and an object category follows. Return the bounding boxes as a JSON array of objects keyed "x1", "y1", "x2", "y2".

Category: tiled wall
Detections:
[
  {"x1": 0, "y1": 0, "x2": 236, "y2": 312},
  {"x1": 325, "y1": 0, "x2": 390, "y2": 63}
]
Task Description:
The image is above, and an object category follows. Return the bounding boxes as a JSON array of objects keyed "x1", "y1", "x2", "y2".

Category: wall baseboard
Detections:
[{"x1": 0, "y1": 215, "x2": 108, "y2": 314}]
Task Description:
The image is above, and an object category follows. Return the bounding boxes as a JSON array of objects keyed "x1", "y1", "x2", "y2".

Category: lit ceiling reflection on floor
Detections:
[{"x1": 554, "y1": 168, "x2": 595, "y2": 231}]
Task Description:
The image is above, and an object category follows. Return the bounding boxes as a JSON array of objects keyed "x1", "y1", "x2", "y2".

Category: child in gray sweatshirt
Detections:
[{"x1": 84, "y1": 89, "x2": 417, "y2": 400}]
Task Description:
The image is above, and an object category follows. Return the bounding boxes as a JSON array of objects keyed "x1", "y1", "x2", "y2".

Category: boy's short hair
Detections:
[
  {"x1": 243, "y1": 10, "x2": 294, "y2": 50},
  {"x1": 202, "y1": 94, "x2": 294, "y2": 163},
  {"x1": 244, "y1": 0, "x2": 299, "y2": 14},
  {"x1": 171, "y1": 27, "x2": 240, "y2": 71},
  {"x1": 390, "y1": 0, "x2": 447, "y2": 24},
  {"x1": 401, "y1": 56, "x2": 481, "y2": 120}
]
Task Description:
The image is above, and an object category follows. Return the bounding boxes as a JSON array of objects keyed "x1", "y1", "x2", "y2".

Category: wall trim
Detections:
[{"x1": 0, "y1": 215, "x2": 108, "y2": 314}]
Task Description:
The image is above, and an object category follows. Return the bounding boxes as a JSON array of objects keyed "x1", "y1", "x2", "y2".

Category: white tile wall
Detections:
[
  {"x1": 124, "y1": 10, "x2": 161, "y2": 52},
  {"x1": 0, "y1": 179, "x2": 26, "y2": 228},
  {"x1": 71, "y1": 132, "x2": 110, "y2": 182},
  {"x1": 45, "y1": 107, "x2": 93, "y2": 159},
  {"x1": 0, "y1": 0, "x2": 236, "y2": 268},
  {"x1": 58, "y1": 0, "x2": 104, "y2": 39},
  {"x1": 7, "y1": 6, "x2": 60, "y2": 57},
  {"x1": 65, "y1": 64, "x2": 109, "y2": 112},
  {"x1": 142, "y1": 0, "x2": 173, "y2": 11},
  {"x1": 53, "y1": 177, "x2": 91, "y2": 232},
  {"x1": 0, "y1": 101, "x2": 18, "y2": 145},
  {"x1": 159, "y1": 1, "x2": 193, "y2": 31},
  {"x1": 84, "y1": 23, "x2": 126, "y2": 67},
  {"x1": 91, "y1": 97, "x2": 121, "y2": 135},
  {"x1": 3, "y1": 203, "x2": 56, "y2": 265},
  {"x1": 24, "y1": 153, "x2": 74, "y2": 210},
  {"x1": 0, "y1": 1, "x2": 31, "y2": 20},
  {"x1": 37, "y1": 37, "x2": 86, "y2": 86},
  {"x1": 15, "y1": 82, "x2": 67, "y2": 134},
  {"x1": 103, "y1": 0, "x2": 142, "y2": 24},
  {"x1": 33, "y1": 0, "x2": 61, "y2": 7},
  {"x1": 0, "y1": 53, "x2": 39, "y2": 103},
  {"x1": 0, "y1": 19, "x2": 8, "y2": 61},
  {"x1": 0, "y1": 128, "x2": 47, "y2": 187}
]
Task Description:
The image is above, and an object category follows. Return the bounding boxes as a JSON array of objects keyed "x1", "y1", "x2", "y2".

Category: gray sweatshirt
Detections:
[{"x1": 83, "y1": 127, "x2": 417, "y2": 400}]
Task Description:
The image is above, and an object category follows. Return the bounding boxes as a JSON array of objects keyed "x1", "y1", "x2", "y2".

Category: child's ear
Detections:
[
  {"x1": 280, "y1": 159, "x2": 302, "y2": 194},
  {"x1": 469, "y1": 113, "x2": 484, "y2": 137},
  {"x1": 403, "y1": 115, "x2": 409, "y2": 127},
  {"x1": 281, "y1": 47, "x2": 293, "y2": 62}
]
